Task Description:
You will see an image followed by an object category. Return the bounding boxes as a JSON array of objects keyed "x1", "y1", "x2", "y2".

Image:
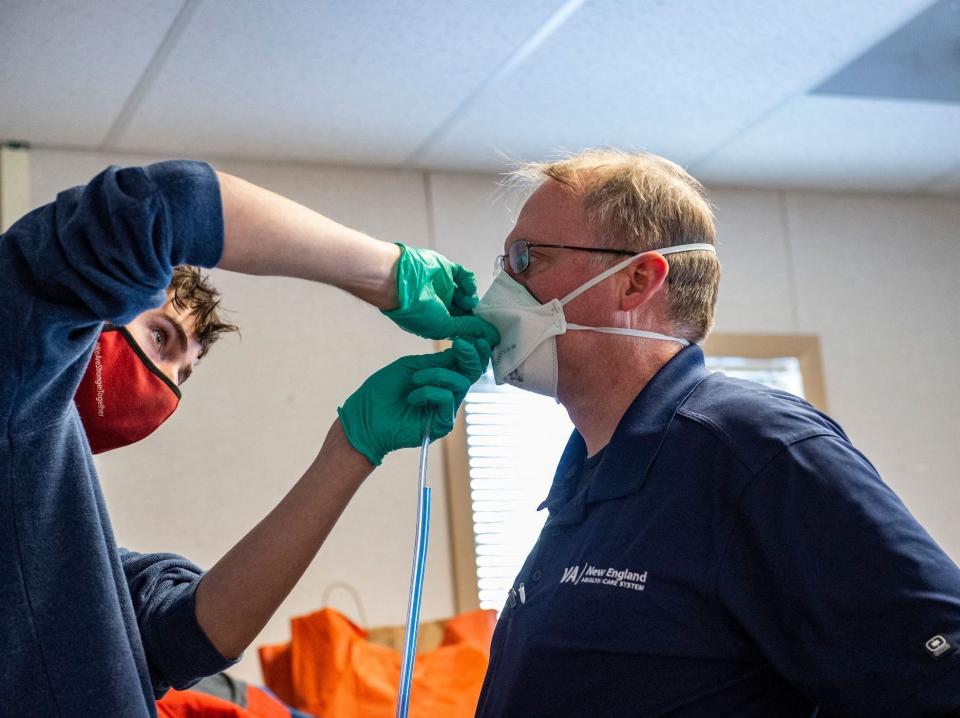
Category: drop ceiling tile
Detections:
[
  {"x1": 113, "y1": 0, "x2": 566, "y2": 163},
  {"x1": 814, "y1": 0, "x2": 960, "y2": 104},
  {"x1": 0, "y1": 0, "x2": 183, "y2": 146},
  {"x1": 691, "y1": 95, "x2": 960, "y2": 192},
  {"x1": 418, "y1": 0, "x2": 931, "y2": 171}
]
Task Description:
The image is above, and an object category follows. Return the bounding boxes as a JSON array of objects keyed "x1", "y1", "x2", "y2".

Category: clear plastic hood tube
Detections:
[{"x1": 396, "y1": 427, "x2": 432, "y2": 718}]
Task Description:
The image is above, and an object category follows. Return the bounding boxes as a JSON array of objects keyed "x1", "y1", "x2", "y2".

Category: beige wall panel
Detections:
[
  {"x1": 787, "y1": 191, "x2": 960, "y2": 555},
  {"x1": 426, "y1": 171, "x2": 522, "y2": 294},
  {"x1": 708, "y1": 187, "x2": 797, "y2": 334}
]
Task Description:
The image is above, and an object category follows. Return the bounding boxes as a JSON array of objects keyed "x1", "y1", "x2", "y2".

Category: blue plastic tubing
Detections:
[{"x1": 395, "y1": 429, "x2": 432, "y2": 718}]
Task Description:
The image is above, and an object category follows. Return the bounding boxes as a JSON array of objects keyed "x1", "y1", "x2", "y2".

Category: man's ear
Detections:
[{"x1": 621, "y1": 253, "x2": 669, "y2": 311}]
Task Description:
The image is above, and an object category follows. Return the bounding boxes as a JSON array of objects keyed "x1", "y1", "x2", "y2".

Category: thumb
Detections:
[{"x1": 448, "y1": 315, "x2": 501, "y2": 346}]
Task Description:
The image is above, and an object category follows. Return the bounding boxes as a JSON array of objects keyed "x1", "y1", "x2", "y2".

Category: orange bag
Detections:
[
  {"x1": 156, "y1": 680, "x2": 294, "y2": 718},
  {"x1": 247, "y1": 685, "x2": 294, "y2": 718},
  {"x1": 157, "y1": 689, "x2": 254, "y2": 718},
  {"x1": 259, "y1": 608, "x2": 496, "y2": 718}
]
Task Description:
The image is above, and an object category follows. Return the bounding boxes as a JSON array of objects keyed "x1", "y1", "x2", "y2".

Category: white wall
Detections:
[{"x1": 27, "y1": 149, "x2": 960, "y2": 683}]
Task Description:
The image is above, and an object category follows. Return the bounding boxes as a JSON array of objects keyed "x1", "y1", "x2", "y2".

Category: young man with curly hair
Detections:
[{"x1": 0, "y1": 160, "x2": 497, "y2": 717}]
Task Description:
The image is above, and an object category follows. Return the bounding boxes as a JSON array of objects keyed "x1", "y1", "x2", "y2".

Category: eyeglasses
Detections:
[{"x1": 495, "y1": 240, "x2": 636, "y2": 275}]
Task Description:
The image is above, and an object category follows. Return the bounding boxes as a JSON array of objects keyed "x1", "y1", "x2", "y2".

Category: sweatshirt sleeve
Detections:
[
  {"x1": 119, "y1": 548, "x2": 239, "y2": 698},
  {"x1": 11, "y1": 160, "x2": 222, "y2": 324},
  {"x1": 0, "y1": 160, "x2": 224, "y2": 436}
]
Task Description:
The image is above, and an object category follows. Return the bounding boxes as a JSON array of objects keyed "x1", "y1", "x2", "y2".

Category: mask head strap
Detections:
[
  {"x1": 565, "y1": 324, "x2": 692, "y2": 346},
  {"x1": 558, "y1": 243, "x2": 717, "y2": 306}
]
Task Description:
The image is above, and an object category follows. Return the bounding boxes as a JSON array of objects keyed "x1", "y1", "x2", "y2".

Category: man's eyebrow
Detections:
[
  {"x1": 163, "y1": 313, "x2": 193, "y2": 385},
  {"x1": 166, "y1": 315, "x2": 189, "y2": 355}
]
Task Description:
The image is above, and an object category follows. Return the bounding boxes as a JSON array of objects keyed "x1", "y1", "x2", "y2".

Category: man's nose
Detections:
[{"x1": 159, "y1": 362, "x2": 179, "y2": 386}]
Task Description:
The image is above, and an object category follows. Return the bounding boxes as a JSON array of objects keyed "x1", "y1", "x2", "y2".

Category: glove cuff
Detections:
[
  {"x1": 386, "y1": 243, "x2": 414, "y2": 314},
  {"x1": 336, "y1": 406, "x2": 383, "y2": 467}
]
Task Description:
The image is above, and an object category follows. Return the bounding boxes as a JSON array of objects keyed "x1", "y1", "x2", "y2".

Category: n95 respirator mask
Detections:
[{"x1": 473, "y1": 243, "x2": 716, "y2": 399}]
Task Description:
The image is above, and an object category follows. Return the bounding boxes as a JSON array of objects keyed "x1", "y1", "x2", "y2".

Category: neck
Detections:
[{"x1": 560, "y1": 340, "x2": 680, "y2": 457}]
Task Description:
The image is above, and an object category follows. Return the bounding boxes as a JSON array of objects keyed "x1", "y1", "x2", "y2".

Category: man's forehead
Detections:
[
  {"x1": 511, "y1": 180, "x2": 590, "y2": 244},
  {"x1": 162, "y1": 298, "x2": 194, "y2": 329}
]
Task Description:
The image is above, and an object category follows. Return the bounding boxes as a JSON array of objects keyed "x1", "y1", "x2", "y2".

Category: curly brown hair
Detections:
[{"x1": 167, "y1": 266, "x2": 239, "y2": 359}]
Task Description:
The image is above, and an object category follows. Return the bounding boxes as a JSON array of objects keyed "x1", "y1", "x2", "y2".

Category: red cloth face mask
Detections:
[{"x1": 74, "y1": 327, "x2": 182, "y2": 454}]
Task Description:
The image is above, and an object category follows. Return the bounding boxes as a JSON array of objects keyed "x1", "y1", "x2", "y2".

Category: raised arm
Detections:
[
  {"x1": 215, "y1": 171, "x2": 400, "y2": 308},
  {"x1": 194, "y1": 338, "x2": 490, "y2": 659},
  {"x1": 215, "y1": 171, "x2": 498, "y2": 343}
]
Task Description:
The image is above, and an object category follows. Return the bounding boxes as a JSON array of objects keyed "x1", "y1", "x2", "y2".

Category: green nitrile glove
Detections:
[
  {"x1": 338, "y1": 337, "x2": 492, "y2": 466},
  {"x1": 383, "y1": 244, "x2": 500, "y2": 346}
]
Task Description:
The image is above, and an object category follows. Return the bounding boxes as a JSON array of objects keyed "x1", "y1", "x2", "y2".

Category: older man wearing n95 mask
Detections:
[{"x1": 471, "y1": 149, "x2": 960, "y2": 718}]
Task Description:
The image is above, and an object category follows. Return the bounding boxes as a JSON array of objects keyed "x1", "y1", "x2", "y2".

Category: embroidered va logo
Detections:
[{"x1": 560, "y1": 563, "x2": 649, "y2": 593}]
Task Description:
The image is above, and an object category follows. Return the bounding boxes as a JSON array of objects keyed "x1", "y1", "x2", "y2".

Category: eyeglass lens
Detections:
[{"x1": 508, "y1": 241, "x2": 529, "y2": 274}]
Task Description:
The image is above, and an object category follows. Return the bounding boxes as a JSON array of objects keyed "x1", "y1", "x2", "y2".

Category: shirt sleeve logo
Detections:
[{"x1": 924, "y1": 634, "x2": 952, "y2": 659}]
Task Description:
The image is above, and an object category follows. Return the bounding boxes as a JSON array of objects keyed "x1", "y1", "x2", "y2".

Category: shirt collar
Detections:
[{"x1": 538, "y1": 344, "x2": 710, "y2": 521}]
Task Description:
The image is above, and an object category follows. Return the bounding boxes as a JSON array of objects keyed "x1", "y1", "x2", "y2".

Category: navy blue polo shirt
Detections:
[{"x1": 474, "y1": 345, "x2": 960, "y2": 717}]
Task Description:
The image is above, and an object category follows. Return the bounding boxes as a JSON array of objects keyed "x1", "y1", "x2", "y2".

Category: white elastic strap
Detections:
[
  {"x1": 566, "y1": 324, "x2": 690, "y2": 346},
  {"x1": 559, "y1": 243, "x2": 716, "y2": 306}
]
